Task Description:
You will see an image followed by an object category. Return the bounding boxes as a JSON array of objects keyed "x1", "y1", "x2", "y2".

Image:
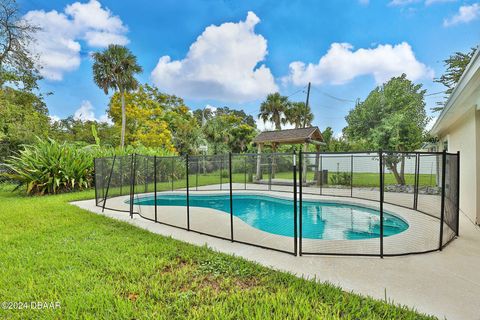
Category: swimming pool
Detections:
[{"x1": 132, "y1": 194, "x2": 408, "y2": 240}]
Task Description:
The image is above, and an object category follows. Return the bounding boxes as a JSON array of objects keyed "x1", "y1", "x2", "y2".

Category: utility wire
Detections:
[
  {"x1": 286, "y1": 85, "x2": 308, "y2": 99},
  {"x1": 424, "y1": 90, "x2": 446, "y2": 97},
  {"x1": 311, "y1": 86, "x2": 356, "y2": 103}
]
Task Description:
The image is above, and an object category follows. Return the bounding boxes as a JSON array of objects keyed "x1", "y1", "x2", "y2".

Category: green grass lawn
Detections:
[{"x1": 0, "y1": 184, "x2": 435, "y2": 319}]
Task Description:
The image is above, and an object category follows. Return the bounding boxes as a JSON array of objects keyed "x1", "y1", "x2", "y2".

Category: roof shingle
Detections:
[{"x1": 253, "y1": 126, "x2": 323, "y2": 144}]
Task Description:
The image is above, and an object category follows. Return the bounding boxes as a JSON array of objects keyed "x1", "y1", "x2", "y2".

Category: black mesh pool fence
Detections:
[{"x1": 94, "y1": 150, "x2": 460, "y2": 257}]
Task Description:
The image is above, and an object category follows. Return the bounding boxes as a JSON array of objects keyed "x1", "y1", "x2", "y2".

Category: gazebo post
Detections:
[
  {"x1": 314, "y1": 144, "x2": 321, "y2": 186},
  {"x1": 302, "y1": 142, "x2": 308, "y2": 184},
  {"x1": 256, "y1": 143, "x2": 263, "y2": 181},
  {"x1": 271, "y1": 142, "x2": 277, "y2": 179},
  {"x1": 252, "y1": 127, "x2": 325, "y2": 185}
]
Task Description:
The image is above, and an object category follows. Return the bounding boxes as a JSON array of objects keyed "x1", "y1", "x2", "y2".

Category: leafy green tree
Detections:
[
  {"x1": 203, "y1": 115, "x2": 232, "y2": 154},
  {"x1": 92, "y1": 45, "x2": 142, "y2": 148},
  {"x1": 215, "y1": 107, "x2": 256, "y2": 127},
  {"x1": 201, "y1": 113, "x2": 256, "y2": 154},
  {"x1": 229, "y1": 123, "x2": 256, "y2": 153},
  {"x1": 285, "y1": 101, "x2": 313, "y2": 128},
  {"x1": 258, "y1": 92, "x2": 290, "y2": 130},
  {"x1": 0, "y1": 0, "x2": 41, "y2": 90},
  {"x1": 164, "y1": 103, "x2": 204, "y2": 155},
  {"x1": 192, "y1": 108, "x2": 214, "y2": 126},
  {"x1": 434, "y1": 47, "x2": 477, "y2": 112},
  {"x1": 344, "y1": 74, "x2": 428, "y2": 184},
  {"x1": 194, "y1": 106, "x2": 256, "y2": 128},
  {"x1": 50, "y1": 117, "x2": 119, "y2": 146},
  {"x1": 0, "y1": 87, "x2": 49, "y2": 157}
]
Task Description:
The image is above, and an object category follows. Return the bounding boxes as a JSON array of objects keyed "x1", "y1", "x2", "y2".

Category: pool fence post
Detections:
[
  {"x1": 319, "y1": 154, "x2": 323, "y2": 195},
  {"x1": 171, "y1": 157, "x2": 174, "y2": 191},
  {"x1": 154, "y1": 155, "x2": 158, "y2": 223},
  {"x1": 93, "y1": 158, "x2": 98, "y2": 206},
  {"x1": 244, "y1": 155, "x2": 247, "y2": 190},
  {"x1": 186, "y1": 155, "x2": 190, "y2": 231},
  {"x1": 144, "y1": 156, "x2": 148, "y2": 193},
  {"x1": 102, "y1": 155, "x2": 116, "y2": 213},
  {"x1": 220, "y1": 155, "x2": 223, "y2": 190},
  {"x1": 196, "y1": 156, "x2": 199, "y2": 191},
  {"x1": 130, "y1": 153, "x2": 136, "y2": 219},
  {"x1": 379, "y1": 151, "x2": 384, "y2": 258},
  {"x1": 100, "y1": 158, "x2": 104, "y2": 206},
  {"x1": 229, "y1": 152, "x2": 234, "y2": 242},
  {"x1": 414, "y1": 153, "x2": 420, "y2": 210},
  {"x1": 350, "y1": 154, "x2": 353, "y2": 197},
  {"x1": 293, "y1": 151, "x2": 298, "y2": 256},
  {"x1": 269, "y1": 154, "x2": 272, "y2": 191},
  {"x1": 119, "y1": 156, "x2": 123, "y2": 195},
  {"x1": 439, "y1": 150, "x2": 446, "y2": 250},
  {"x1": 456, "y1": 151, "x2": 460, "y2": 236},
  {"x1": 299, "y1": 150, "x2": 303, "y2": 256}
]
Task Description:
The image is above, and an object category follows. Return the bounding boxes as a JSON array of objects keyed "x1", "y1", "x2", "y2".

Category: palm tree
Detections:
[
  {"x1": 285, "y1": 102, "x2": 314, "y2": 128},
  {"x1": 258, "y1": 93, "x2": 290, "y2": 130},
  {"x1": 92, "y1": 45, "x2": 142, "y2": 148}
]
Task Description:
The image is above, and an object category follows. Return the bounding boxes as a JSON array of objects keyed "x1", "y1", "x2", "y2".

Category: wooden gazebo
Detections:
[{"x1": 253, "y1": 127, "x2": 325, "y2": 181}]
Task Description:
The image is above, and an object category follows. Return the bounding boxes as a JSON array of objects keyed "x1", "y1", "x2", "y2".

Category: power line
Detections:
[
  {"x1": 285, "y1": 85, "x2": 307, "y2": 99},
  {"x1": 424, "y1": 90, "x2": 446, "y2": 97},
  {"x1": 311, "y1": 87, "x2": 356, "y2": 103}
]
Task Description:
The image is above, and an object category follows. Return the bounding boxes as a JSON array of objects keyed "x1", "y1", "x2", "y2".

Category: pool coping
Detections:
[{"x1": 101, "y1": 188, "x2": 443, "y2": 256}]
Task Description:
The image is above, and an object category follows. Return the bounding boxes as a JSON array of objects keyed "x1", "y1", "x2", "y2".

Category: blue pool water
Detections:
[{"x1": 132, "y1": 194, "x2": 408, "y2": 240}]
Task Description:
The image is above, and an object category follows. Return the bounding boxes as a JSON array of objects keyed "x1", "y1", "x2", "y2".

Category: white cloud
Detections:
[
  {"x1": 443, "y1": 3, "x2": 480, "y2": 27},
  {"x1": 24, "y1": 10, "x2": 81, "y2": 81},
  {"x1": 389, "y1": 0, "x2": 455, "y2": 5},
  {"x1": 49, "y1": 115, "x2": 61, "y2": 123},
  {"x1": 358, "y1": 0, "x2": 369, "y2": 5},
  {"x1": 151, "y1": 11, "x2": 278, "y2": 103},
  {"x1": 425, "y1": 0, "x2": 456, "y2": 5},
  {"x1": 98, "y1": 113, "x2": 113, "y2": 124},
  {"x1": 255, "y1": 118, "x2": 294, "y2": 132},
  {"x1": 389, "y1": 0, "x2": 420, "y2": 6},
  {"x1": 24, "y1": 0, "x2": 128, "y2": 81},
  {"x1": 64, "y1": 0, "x2": 128, "y2": 47},
  {"x1": 205, "y1": 104, "x2": 217, "y2": 113},
  {"x1": 285, "y1": 42, "x2": 434, "y2": 86},
  {"x1": 73, "y1": 100, "x2": 111, "y2": 123},
  {"x1": 74, "y1": 100, "x2": 96, "y2": 121}
]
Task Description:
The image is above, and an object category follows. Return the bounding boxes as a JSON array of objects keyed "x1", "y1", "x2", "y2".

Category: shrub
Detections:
[
  {"x1": 329, "y1": 172, "x2": 351, "y2": 186},
  {"x1": 4, "y1": 138, "x2": 95, "y2": 195}
]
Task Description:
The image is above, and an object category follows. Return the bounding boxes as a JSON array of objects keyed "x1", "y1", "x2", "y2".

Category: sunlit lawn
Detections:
[{"x1": 0, "y1": 184, "x2": 435, "y2": 319}]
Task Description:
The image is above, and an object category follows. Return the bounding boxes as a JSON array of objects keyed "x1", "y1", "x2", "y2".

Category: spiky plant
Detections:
[{"x1": 3, "y1": 138, "x2": 94, "y2": 195}]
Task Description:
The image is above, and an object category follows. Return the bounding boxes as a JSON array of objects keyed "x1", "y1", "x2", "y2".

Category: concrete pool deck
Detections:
[{"x1": 73, "y1": 194, "x2": 480, "y2": 319}]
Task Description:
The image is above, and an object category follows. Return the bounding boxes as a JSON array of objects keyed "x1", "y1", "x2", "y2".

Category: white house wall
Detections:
[{"x1": 439, "y1": 107, "x2": 479, "y2": 224}]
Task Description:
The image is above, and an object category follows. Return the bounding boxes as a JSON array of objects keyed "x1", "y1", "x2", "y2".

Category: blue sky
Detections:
[{"x1": 19, "y1": 0, "x2": 480, "y2": 134}]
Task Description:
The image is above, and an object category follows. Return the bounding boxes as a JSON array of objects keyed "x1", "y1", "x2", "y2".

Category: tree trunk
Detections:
[
  {"x1": 400, "y1": 155, "x2": 406, "y2": 185},
  {"x1": 275, "y1": 121, "x2": 281, "y2": 130},
  {"x1": 120, "y1": 90, "x2": 126, "y2": 148},
  {"x1": 388, "y1": 163, "x2": 403, "y2": 185}
]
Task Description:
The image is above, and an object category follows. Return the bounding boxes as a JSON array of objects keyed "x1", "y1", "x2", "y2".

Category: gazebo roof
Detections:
[{"x1": 253, "y1": 126, "x2": 324, "y2": 145}]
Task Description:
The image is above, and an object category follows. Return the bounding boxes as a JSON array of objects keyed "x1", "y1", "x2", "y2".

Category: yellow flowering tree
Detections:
[{"x1": 108, "y1": 84, "x2": 176, "y2": 151}]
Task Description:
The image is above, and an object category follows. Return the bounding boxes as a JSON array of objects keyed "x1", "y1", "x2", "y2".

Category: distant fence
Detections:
[{"x1": 94, "y1": 151, "x2": 460, "y2": 257}]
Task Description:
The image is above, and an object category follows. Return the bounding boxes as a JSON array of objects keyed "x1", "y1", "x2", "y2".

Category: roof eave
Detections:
[{"x1": 430, "y1": 47, "x2": 480, "y2": 135}]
